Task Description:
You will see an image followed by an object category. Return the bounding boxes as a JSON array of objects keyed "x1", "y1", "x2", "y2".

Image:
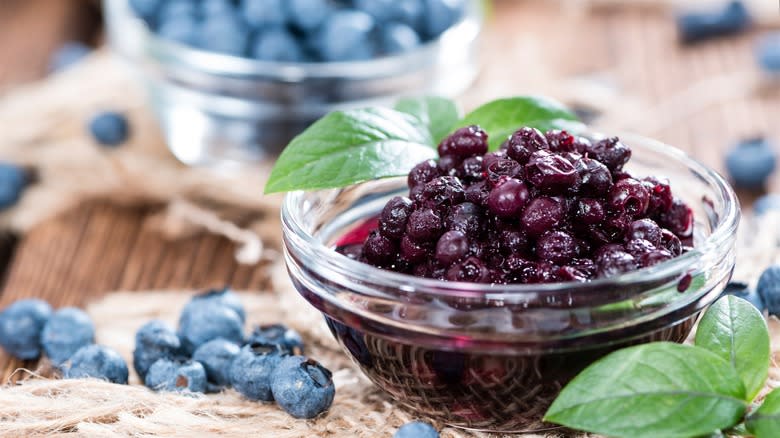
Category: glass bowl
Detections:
[
  {"x1": 103, "y1": 0, "x2": 483, "y2": 168},
  {"x1": 281, "y1": 133, "x2": 739, "y2": 432}
]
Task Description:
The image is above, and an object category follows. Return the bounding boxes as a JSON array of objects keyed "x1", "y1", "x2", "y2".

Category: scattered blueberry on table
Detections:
[
  {"x1": 0, "y1": 299, "x2": 52, "y2": 360},
  {"x1": 753, "y1": 193, "x2": 780, "y2": 216},
  {"x1": 229, "y1": 342, "x2": 287, "y2": 401},
  {"x1": 192, "y1": 338, "x2": 240, "y2": 387},
  {"x1": 177, "y1": 298, "x2": 244, "y2": 354},
  {"x1": 133, "y1": 320, "x2": 183, "y2": 380},
  {"x1": 723, "y1": 281, "x2": 765, "y2": 312},
  {"x1": 757, "y1": 265, "x2": 780, "y2": 316},
  {"x1": 40, "y1": 307, "x2": 96, "y2": 365},
  {"x1": 129, "y1": 0, "x2": 466, "y2": 61},
  {"x1": 88, "y1": 111, "x2": 130, "y2": 147},
  {"x1": 0, "y1": 162, "x2": 30, "y2": 211},
  {"x1": 676, "y1": 0, "x2": 751, "y2": 44},
  {"x1": 270, "y1": 355, "x2": 336, "y2": 419},
  {"x1": 182, "y1": 288, "x2": 246, "y2": 323},
  {"x1": 62, "y1": 344, "x2": 129, "y2": 384},
  {"x1": 247, "y1": 323, "x2": 304, "y2": 355},
  {"x1": 145, "y1": 358, "x2": 208, "y2": 393},
  {"x1": 724, "y1": 137, "x2": 776, "y2": 190},
  {"x1": 48, "y1": 42, "x2": 91, "y2": 73},
  {"x1": 394, "y1": 421, "x2": 440, "y2": 438},
  {"x1": 756, "y1": 32, "x2": 780, "y2": 74}
]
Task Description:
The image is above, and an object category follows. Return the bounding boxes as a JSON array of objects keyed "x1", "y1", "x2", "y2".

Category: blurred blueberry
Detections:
[
  {"x1": 758, "y1": 265, "x2": 780, "y2": 316},
  {"x1": 133, "y1": 320, "x2": 183, "y2": 380},
  {"x1": 380, "y1": 22, "x2": 420, "y2": 55},
  {"x1": 242, "y1": 0, "x2": 287, "y2": 28},
  {"x1": 157, "y1": 16, "x2": 200, "y2": 46},
  {"x1": 354, "y1": 0, "x2": 400, "y2": 21},
  {"x1": 0, "y1": 162, "x2": 29, "y2": 211},
  {"x1": 725, "y1": 137, "x2": 776, "y2": 190},
  {"x1": 181, "y1": 288, "x2": 245, "y2": 323},
  {"x1": 754, "y1": 194, "x2": 780, "y2": 215},
  {"x1": 192, "y1": 338, "x2": 240, "y2": 387},
  {"x1": 145, "y1": 358, "x2": 207, "y2": 393},
  {"x1": 41, "y1": 307, "x2": 95, "y2": 365},
  {"x1": 157, "y1": 0, "x2": 198, "y2": 22},
  {"x1": 246, "y1": 324, "x2": 304, "y2": 355},
  {"x1": 178, "y1": 302, "x2": 244, "y2": 355},
  {"x1": 676, "y1": 0, "x2": 750, "y2": 44},
  {"x1": 287, "y1": 0, "x2": 331, "y2": 32},
  {"x1": 756, "y1": 33, "x2": 780, "y2": 73},
  {"x1": 48, "y1": 42, "x2": 91, "y2": 73},
  {"x1": 229, "y1": 343, "x2": 287, "y2": 401},
  {"x1": 88, "y1": 111, "x2": 130, "y2": 147},
  {"x1": 202, "y1": 0, "x2": 237, "y2": 15},
  {"x1": 129, "y1": 0, "x2": 163, "y2": 23},
  {"x1": 62, "y1": 344, "x2": 129, "y2": 384},
  {"x1": 396, "y1": 0, "x2": 425, "y2": 30},
  {"x1": 723, "y1": 281, "x2": 765, "y2": 312},
  {"x1": 423, "y1": 0, "x2": 465, "y2": 39},
  {"x1": 270, "y1": 355, "x2": 335, "y2": 419},
  {"x1": 251, "y1": 28, "x2": 305, "y2": 61},
  {"x1": 394, "y1": 421, "x2": 440, "y2": 438},
  {"x1": 316, "y1": 10, "x2": 376, "y2": 62},
  {"x1": 0, "y1": 299, "x2": 52, "y2": 360},
  {"x1": 198, "y1": 13, "x2": 250, "y2": 56}
]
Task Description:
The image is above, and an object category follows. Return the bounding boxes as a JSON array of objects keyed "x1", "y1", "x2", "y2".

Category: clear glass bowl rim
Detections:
[{"x1": 281, "y1": 131, "x2": 740, "y2": 300}]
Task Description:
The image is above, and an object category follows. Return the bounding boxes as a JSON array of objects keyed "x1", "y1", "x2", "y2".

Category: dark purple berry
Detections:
[
  {"x1": 437, "y1": 155, "x2": 461, "y2": 176},
  {"x1": 446, "y1": 257, "x2": 490, "y2": 283},
  {"x1": 486, "y1": 178, "x2": 530, "y2": 218},
  {"x1": 400, "y1": 236, "x2": 429, "y2": 263},
  {"x1": 556, "y1": 265, "x2": 588, "y2": 282},
  {"x1": 587, "y1": 136, "x2": 631, "y2": 171},
  {"x1": 525, "y1": 150, "x2": 580, "y2": 194},
  {"x1": 416, "y1": 176, "x2": 465, "y2": 208},
  {"x1": 660, "y1": 229, "x2": 683, "y2": 256},
  {"x1": 406, "y1": 208, "x2": 443, "y2": 242},
  {"x1": 458, "y1": 156, "x2": 484, "y2": 181},
  {"x1": 576, "y1": 198, "x2": 606, "y2": 225},
  {"x1": 498, "y1": 228, "x2": 529, "y2": 255},
  {"x1": 379, "y1": 196, "x2": 413, "y2": 239},
  {"x1": 624, "y1": 238, "x2": 655, "y2": 258},
  {"x1": 626, "y1": 219, "x2": 662, "y2": 246},
  {"x1": 610, "y1": 178, "x2": 650, "y2": 216},
  {"x1": 536, "y1": 230, "x2": 580, "y2": 265},
  {"x1": 569, "y1": 258, "x2": 597, "y2": 277},
  {"x1": 521, "y1": 197, "x2": 566, "y2": 236},
  {"x1": 437, "y1": 125, "x2": 488, "y2": 158},
  {"x1": 576, "y1": 157, "x2": 613, "y2": 197},
  {"x1": 482, "y1": 151, "x2": 507, "y2": 171},
  {"x1": 486, "y1": 159, "x2": 523, "y2": 187},
  {"x1": 408, "y1": 160, "x2": 440, "y2": 189},
  {"x1": 363, "y1": 231, "x2": 396, "y2": 265},
  {"x1": 545, "y1": 130, "x2": 575, "y2": 153},
  {"x1": 640, "y1": 249, "x2": 673, "y2": 267},
  {"x1": 435, "y1": 230, "x2": 469, "y2": 265},
  {"x1": 446, "y1": 202, "x2": 483, "y2": 236},
  {"x1": 658, "y1": 198, "x2": 693, "y2": 238},
  {"x1": 464, "y1": 180, "x2": 490, "y2": 206},
  {"x1": 504, "y1": 127, "x2": 548, "y2": 164},
  {"x1": 642, "y1": 176, "x2": 673, "y2": 214},
  {"x1": 595, "y1": 247, "x2": 637, "y2": 278}
]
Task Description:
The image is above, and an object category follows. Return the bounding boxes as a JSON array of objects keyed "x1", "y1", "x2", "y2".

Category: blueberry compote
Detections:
[{"x1": 324, "y1": 126, "x2": 697, "y2": 431}]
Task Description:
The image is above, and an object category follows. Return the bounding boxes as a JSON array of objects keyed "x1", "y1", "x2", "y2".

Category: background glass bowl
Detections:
[
  {"x1": 103, "y1": 0, "x2": 483, "y2": 168},
  {"x1": 281, "y1": 133, "x2": 739, "y2": 432}
]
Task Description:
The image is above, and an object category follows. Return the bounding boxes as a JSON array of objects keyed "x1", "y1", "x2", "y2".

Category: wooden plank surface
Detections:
[{"x1": 1, "y1": 0, "x2": 779, "y2": 379}]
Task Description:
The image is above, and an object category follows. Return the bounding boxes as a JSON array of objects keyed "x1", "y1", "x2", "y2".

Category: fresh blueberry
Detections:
[
  {"x1": 242, "y1": 0, "x2": 287, "y2": 28},
  {"x1": 0, "y1": 162, "x2": 29, "y2": 210},
  {"x1": 756, "y1": 33, "x2": 780, "y2": 73},
  {"x1": 353, "y1": 0, "x2": 400, "y2": 21},
  {"x1": 133, "y1": 320, "x2": 183, "y2": 380},
  {"x1": 178, "y1": 303, "x2": 244, "y2": 355},
  {"x1": 380, "y1": 23, "x2": 420, "y2": 55},
  {"x1": 48, "y1": 42, "x2": 91, "y2": 73},
  {"x1": 394, "y1": 421, "x2": 440, "y2": 438},
  {"x1": 0, "y1": 299, "x2": 52, "y2": 360},
  {"x1": 246, "y1": 324, "x2": 304, "y2": 355},
  {"x1": 157, "y1": 16, "x2": 200, "y2": 46},
  {"x1": 157, "y1": 0, "x2": 198, "y2": 22},
  {"x1": 62, "y1": 344, "x2": 129, "y2": 384},
  {"x1": 316, "y1": 10, "x2": 376, "y2": 62},
  {"x1": 182, "y1": 288, "x2": 246, "y2": 323},
  {"x1": 676, "y1": 0, "x2": 750, "y2": 44},
  {"x1": 723, "y1": 281, "x2": 765, "y2": 312},
  {"x1": 251, "y1": 28, "x2": 305, "y2": 62},
  {"x1": 198, "y1": 13, "x2": 250, "y2": 56},
  {"x1": 144, "y1": 358, "x2": 207, "y2": 393},
  {"x1": 422, "y1": 0, "x2": 465, "y2": 39},
  {"x1": 41, "y1": 307, "x2": 95, "y2": 365},
  {"x1": 202, "y1": 0, "x2": 237, "y2": 15},
  {"x1": 270, "y1": 355, "x2": 335, "y2": 419},
  {"x1": 725, "y1": 137, "x2": 776, "y2": 190},
  {"x1": 229, "y1": 343, "x2": 287, "y2": 401},
  {"x1": 129, "y1": 0, "x2": 162, "y2": 23},
  {"x1": 754, "y1": 194, "x2": 780, "y2": 215},
  {"x1": 192, "y1": 338, "x2": 240, "y2": 387},
  {"x1": 758, "y1": 265, "x2": 780, "y2": 316},
  {"x1": 286, "y1": 0, "x2": 331, "y2": 32},
  {"x1": 88, "y1": 111, "x2": 130, "y2": 147}
]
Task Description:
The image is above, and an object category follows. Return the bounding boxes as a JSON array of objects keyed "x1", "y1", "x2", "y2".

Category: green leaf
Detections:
[
  {"x1": 394, "y1": 96, "x2": 461, "y2": 144},
  {"x1": 695, "y1": 295, "x2": 770, "y2": 401},
  {"x1": 747, "y1": 388, "x2": 780, "y2": 437},
  {"x1": 458, "y1": 96, "x2": 584, "y2": 150},
  {"x1": 544, "y1": 342, "x2": 747, "y2": 438},
  {"x1": 264, "y1": 108, "x2": 436, "y2": 194}
]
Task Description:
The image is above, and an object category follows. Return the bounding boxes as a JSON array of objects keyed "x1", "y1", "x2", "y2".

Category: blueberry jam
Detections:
[{"x1": 338, "y1": 126, "x2": 693, "y2": 283}]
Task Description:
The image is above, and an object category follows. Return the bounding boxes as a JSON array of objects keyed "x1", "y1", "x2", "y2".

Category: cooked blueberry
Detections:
[
  {"x1": 577, "y1": 157, "x2": 613, "y2": 196},
  {"x1": 595, "y1": 247, "x2": 637, "y2": 278},
  {"x1": 41, "y1": 307, "x2": 95, "y2": 365},
  {"x1": 193, "y1": 339, "x2": 241, "y2": 387},
  {"x1": 178, "y1": 303, "x2": 244, "y2": 355},
  {"x1": 575, "y1": 198, "x2": 605, "y2": 225},
  {"x1": 48, "y1": 42, "x2": 91, "y2": 72},
  {"x1": 757, "y1": 265, "x2": 780, "y2": 316},
  {"x1": 88, "y1": 111, "x2": 130, "y2": 147},
  {"x1": 379, "y1": 196, "x2": 414, "y2": 239},
  {"x1": 445, "y1": 202, "x2": 483, "y2": 235},
  {"x1": 545, "y1": 130, "x2": 576, "y2": 153},
  {"x1": 0, "y1": 299, "x2": 52, "y2": 360},
  {"x1": 62, "y1": 344, "x2": 129, "y2": 384},
  {"x1": 521, "y1": 197, "x2": 565, "y2": 237},
  {"x1": 524, "y1": 150, "x2": 580, "y2": 194},
  {"x1": 587, "y1": 136, "x2": 631, "y2": 171},
  {"x1": 270, "y1": 356, "x2": 335, "y2": 419},
  {"x1": 242, "y1": 0, "x2": 287, "y2": 28},
  {"x1": 723, "y1": 281, "x2": 765, "y2": 312},
  {"x1": 485, "y1": 159, "x2": 522, "y2": 187},
  {"x1": 0, "y1": 162, "x2": 29, "y2": 210},
  {"x1": 406, "y1": 208, "x2": 443, "y2": 242},
  {"x1": 626, "y1": 219, "x2": 662, "y2": 246},
  {"x1": 229, "y1": 343, "x2": 287, "y2": 401},
  {"x1": 642, "y1": 176, "x2": 673, "y2": 214},
  {"x1": 435, "y1": 230, "x2": 469, "y2": 265},
  {"x1": 609, "y1": 178, "x2": 649, "y2": 217},
  {"x1": 394, "y1": 421, "x2": 439, "y2": 438},
  {"x1": 725, "y1": 137, "x2": 776, "y2": 190},
  {"x1": 246, "y1": 323, "x2": 305, "y2": 355},
  {"x1": 145, "y1": 358, "x2": 207, "y2": 393},
  {"x1": 504, "y1": 127, "x2": 548, "y2": 164},
  {"x1": 437, "y1": 125, "x2": 488, "y2": 158},
  {"x1": 133, "y1": 320, "x2": 182, "y2": 380},
  {"x1": 381, "y1": 22, "x2": 420, "y2": 55},
  {"x1": 251, "y1": 29, "x2": 305, "y2": 62},
  {"x1": 486, "y1": 178, "x2": 530, "y2": 218},
  {"x1": 658, "y1": 198, "x2": 694, "y2": 238},
  {"x1": 536, "y1": 231, "x2": 580, "y2": 265},
  {"x1": 446, "y1": 257, "x2": 490, "y2": 283},
  {"x1": 417, "y1": 176, "x2": 465, "y2": 208}
]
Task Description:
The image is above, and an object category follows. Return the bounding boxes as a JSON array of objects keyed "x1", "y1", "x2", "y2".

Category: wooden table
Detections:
[{"x1": 1, "y1": 0, "x2": 778, "y2": 379}]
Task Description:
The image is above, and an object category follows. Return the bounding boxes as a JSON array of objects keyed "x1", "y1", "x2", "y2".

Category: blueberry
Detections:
[
  {"x1": 754, "y1": 194, "x2": 780, "y2": 215},
  {"x1": 270, "y1": 355, "x2": 335, "y2": 419},
  {"x1": 202, "y1": 0, "x2": 237, "y2": 15},
  {"x1": 48, "y1": 42, "x2": 91, "y2": 73},
  {"x1": 723, "y1": 281, "x2": 765, "y2": 312},
  {"x1": 757, "y1": 265, "x2": 780, "y2": 316},
  {"x1": 246, "y1": 324, "x2": 304, "y2": 355},
  {"x1": 129, "y1": 0, "x2": 162, "y2": 23},
  {"x1": 88, "y1": 111, "x2": 130, "y2": 147},
  {"x1": 0, "y1": 299, "x2": 52, "y2": 360},
  {"x1": 157, "y1": 16, "x2": 200, "y2": 46},
  {"x1": 41, "y1": 307, "x2": 95, "y2": 365},
  {"x1": 394, "y1": 421, "x2": 439, "y2": 438},
  {"x1": 354, "y1": 0, "x2": 403, "y2": 22},
  {"x1": 145, "y1": 358, "x2": 207, "y2": 393},
  {"x1": 756, "y1": 33, "x2": 780, "y2": 73},
  {"x1": 157, "y1": 0, "x2": 198, "y2": 22},
  {"x1": 178, "y1": 304, "x2": 244, "y2": 355},
  {"x1": 380, "y1": 22, "x2": 420, "y2": 55},
  {"x1": 62, "y1": 344, "x2": 129, "y2": 384},
  {"x1": 725, "y1": 137, "x2": 776, "y2": 190},
  {"x1": 133, "y1": 320, "x2": 183, "y2": 380},
  {"x1": 229, "y1": 343, "x2": 287, "y2": 401},
  {"x1": 286, "y1": 0, "x2": 331, "y2": 32},
  {"x1": 676, "y1": 0, "x2": 750, "y2": 44},
  {"x1": 0, "y1": 162, "x2": 29, "y2": 210},
  {"x1": 192, "y1": 339, "x2": 240, "y2": 387},
  {"x1": 242, "y1": 0, "x2": 287, "y2": 28},
  {"x1": 316, "y1": 10, "x2": 376, "y2": 62},
  {"x1": 422, "y1": 0, "x2": 465, "y2": 39},
  {"x1": 183, "y1": 288, "x2": 246, "y2": 323},
  {"x1": 251, "y1": 28, "x2": 305, "y2": 62},
  {"x1": 198, "y1": 13, "x2": 250, "y2": 56}
]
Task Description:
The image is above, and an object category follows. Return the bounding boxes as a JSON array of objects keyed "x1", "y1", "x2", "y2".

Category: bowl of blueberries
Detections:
[
  {"x1": 103, "y1": 0, "x2": 483, "y2": 167},
  {"x1": 281, "y1": 126, "x2": 739, "y2": 432}
]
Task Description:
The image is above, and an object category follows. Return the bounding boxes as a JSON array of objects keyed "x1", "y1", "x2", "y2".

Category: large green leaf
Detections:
[
  {"x1": 747, "y1": 388, "x2": 780, "y2": 438},
  {"x1": 394, "y1": 96, "x2": 461, "y2": 144}
]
